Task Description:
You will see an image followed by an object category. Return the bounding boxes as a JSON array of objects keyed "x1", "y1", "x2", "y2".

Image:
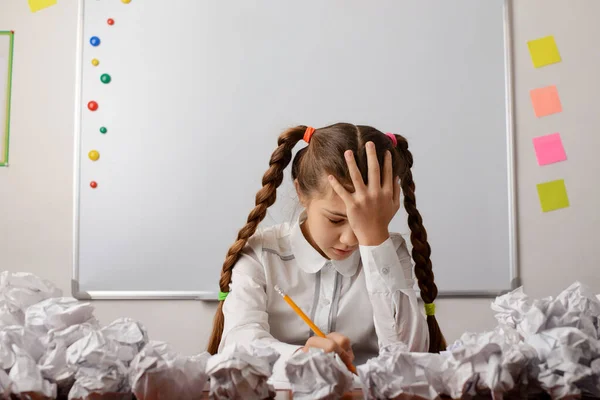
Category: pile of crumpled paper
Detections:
[
  {"x1": 0, "y1": 272, "x2": 212, "y2": 400},
  {"x1": 3, "y1": 270, "x2": 600, "y2": 400},
  {"x1": 358, "y1": 281, "x2": 600, "y2": 400}
]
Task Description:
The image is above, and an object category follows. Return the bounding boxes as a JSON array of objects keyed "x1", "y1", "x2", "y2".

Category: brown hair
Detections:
[{"x1": 207, "y1": 123, "x2": 446, "y2": 354}]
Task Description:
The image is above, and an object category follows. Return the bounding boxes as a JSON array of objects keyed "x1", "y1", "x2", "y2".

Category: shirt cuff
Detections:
[
  {"x1": 268, "y1": 341, "x2": 304, "y2": 383},
  {"x1": 359, "y1": 236, "x2": 414, "y2": 293}
]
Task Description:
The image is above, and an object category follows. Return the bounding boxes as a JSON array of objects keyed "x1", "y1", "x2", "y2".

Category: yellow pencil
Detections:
[{"x1": 274, "y1": 285, "x2": 357, "y2": 374}]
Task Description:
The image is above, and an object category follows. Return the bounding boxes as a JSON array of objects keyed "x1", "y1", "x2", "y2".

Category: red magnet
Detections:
[
  {"x1": 90, "y1": 181, "x2": 98, "y2": 189},
  {"x1": 88, "y1": 101, "x2": 98, "y2": 111},
  {"x1": 107, "y1": 18, "x2": 115, "y2": 25}
]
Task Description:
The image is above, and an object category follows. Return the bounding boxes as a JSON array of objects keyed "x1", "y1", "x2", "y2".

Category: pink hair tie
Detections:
[
  {"x1": 304, "y1": 126, "x2": 316, "y2": 143},
  {"x1": 385, "y1": 133, "x2": 397, "y2": 147}
]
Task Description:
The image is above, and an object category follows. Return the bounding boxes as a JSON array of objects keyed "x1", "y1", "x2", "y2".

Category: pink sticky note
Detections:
[
  {"x1": 530, "y1": 85, "x2": 562, "y2": 117},
  {"x1": 532, "y1": 133, "x2": 567, "y2": 166}
]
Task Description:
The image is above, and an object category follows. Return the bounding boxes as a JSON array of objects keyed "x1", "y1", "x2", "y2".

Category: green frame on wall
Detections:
[{"x1": 0, "y1": 31, "x2": 14, "y2": 167}]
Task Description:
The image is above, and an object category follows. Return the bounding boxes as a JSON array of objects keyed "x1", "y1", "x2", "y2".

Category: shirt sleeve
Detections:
[
  {"x1": 218, "y1": 236, "x2": 302, "y2": 382},
  {"x1": 358, "y1": 234, "x2": 429, "y2": 352}
]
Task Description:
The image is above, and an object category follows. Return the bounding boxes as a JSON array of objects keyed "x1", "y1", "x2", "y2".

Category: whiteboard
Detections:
[{"x1": 73, "y1": 0, "x2": 517, "y2": 299}]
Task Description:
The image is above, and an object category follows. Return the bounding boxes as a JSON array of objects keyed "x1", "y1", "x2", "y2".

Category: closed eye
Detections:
[{"x1": 328, "y1": 218, "x2": 344, "y2": 225}]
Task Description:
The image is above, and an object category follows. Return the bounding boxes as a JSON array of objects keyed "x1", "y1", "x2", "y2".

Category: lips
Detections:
[{"x1": 332, "y1": 248, "x2": 356, "y2": 256}]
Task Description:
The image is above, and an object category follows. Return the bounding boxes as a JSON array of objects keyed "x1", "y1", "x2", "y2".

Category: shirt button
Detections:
[
  {"x1": 321, "y1": 298, "x2": 331, "y2": 306},
  {"x1": 381, "y1": 267, "x2": 389, "y2": 275}
]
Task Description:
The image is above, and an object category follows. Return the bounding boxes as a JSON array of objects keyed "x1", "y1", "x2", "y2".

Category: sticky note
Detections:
[
  {"x1": 533, "y1": 133, "x2": 567, "y2": 166},
  {"x1": 28, "y1": 0, "x2": 57, "y2": 13},
  {"x1": 530, "y1": 85, "x2": 562, "y2": 117},
  {"x1": 527, "y1": 36, "x2": 561, "y2": 68},
  {"x1": 537, "y1": 179, "x2": 569, "y2": 212}
]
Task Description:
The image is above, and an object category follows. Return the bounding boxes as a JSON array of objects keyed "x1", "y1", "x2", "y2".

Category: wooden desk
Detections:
[{"x1": 197, "y1": 390, "x2": 364, "y2": 399}]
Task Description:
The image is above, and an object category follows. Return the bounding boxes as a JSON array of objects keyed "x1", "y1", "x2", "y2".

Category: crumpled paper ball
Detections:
[
  {"x1": 206, "y1": 342, "x2": 280, "y2": 400},
  {"x1": 129, "y1": 341, "x2": 210, "y2": 400},
  {"x1": 285, "y1": 347, "x2": 354, "y2": 400}
]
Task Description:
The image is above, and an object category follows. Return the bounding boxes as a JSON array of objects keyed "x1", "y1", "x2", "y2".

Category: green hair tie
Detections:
[
  {"x1": 424, "y1": 303, "x2": 436, "y2": 316},
  {"x1": 218, "y1": 291, "x2": 229, "y2": 301}
]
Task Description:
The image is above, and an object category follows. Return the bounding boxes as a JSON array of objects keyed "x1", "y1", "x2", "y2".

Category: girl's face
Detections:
[{"x1": 296, "y1": 178, "x2": 359, "y2": 261}]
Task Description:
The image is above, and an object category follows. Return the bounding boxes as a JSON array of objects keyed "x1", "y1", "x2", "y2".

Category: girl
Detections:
[{"x1": 207, "y1": 123, "x2": 446, "y2": 377}]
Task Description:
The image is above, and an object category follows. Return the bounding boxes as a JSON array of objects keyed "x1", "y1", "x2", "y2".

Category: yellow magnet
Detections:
[
  {"x1": 88, "y1": 150, "x2": 100, "y2": 161},
  {"x1": 122, "y1": 0, "x2": 131, "y2": 3},
  {"x1": 92, "y1": 58, "x2": 99, "y2": 66}
]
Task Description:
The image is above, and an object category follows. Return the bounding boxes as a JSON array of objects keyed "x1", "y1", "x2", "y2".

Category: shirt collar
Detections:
[{"x1": 290, "y1": 211, "x2": 360, "y2": 277}]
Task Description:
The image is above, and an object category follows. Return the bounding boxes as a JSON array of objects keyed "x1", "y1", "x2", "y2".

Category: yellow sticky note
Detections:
[
  {"x1": 28, "y1": 0, "x2": 57, "y2": 13},
  {"x1": 527, "y1": 36, "x2": 561, "y2": 68},
  {"x1": 537, "y1": 179, "x2": 569, "y2": 212}
]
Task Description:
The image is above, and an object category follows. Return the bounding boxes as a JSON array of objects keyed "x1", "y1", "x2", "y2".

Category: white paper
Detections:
[
  {"x1": 0, "y1": 272, "x2": 62, "y2": 310},
  {"x1": 206, "y1": 342, "x2": 280, "y2": 400},
  {"x1": 68, "y1": 366, "x2": 132, "y2": 400},
  {"x1": 489, "y1": 282, "x2": 600, "y2": 398},
  {"x1": 358, "y1": 343, "x2": 443, "y2": 400},
  {"x1": 8, "y1": 345, "x2": 57, "y2": 399},
  {"x1": 100, "y1": 317, "x2": 149, "y2": 365},
  {"x1": 25, "y1": 297, "x2": 95, "y2": 336},
  {"x1": 46, "y1": 320, "x2": 100, "y2": 349},
  {"x1": 38, "y1": 341, "x2": 75, "y2": 383},
  {"x1": 285, "y1": 348, "x2": 353, "y2": 400},
  {"x1": 66, "y1": 331, "x2": 130, "y2": 398},
  {"x1": 129, "y1": 341, "x2": 210, "y2": 400},
  {"x1": 0, "y1": 298, "x2": 24, "y2": 327},
  {"x1": 0, "y1": 368, "x2": 12, "y2": 398},
  {"x1": 0, "y1": 326, "x2": 45, "y2": 369}
]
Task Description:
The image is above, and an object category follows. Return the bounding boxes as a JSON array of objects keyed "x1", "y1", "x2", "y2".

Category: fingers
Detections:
[
  {"x1": 393, "y1": 176, "x2": 401, "y2": 207},
  {"x1": 381, "y1": 150, "x2": 393, "y2": 194},
  {"x1": 304, "y1": 335, "x2": 355, "y2": 371},
  {"x1": 326, "y1": 332, "x2": 354, "y2": 361},
  {"x1": 328, "y1": 175, "x2": 353, "y2": 204},
  {"x1": 344, "y1": 150, "x2": 366, "y2": 192},
  {"x1": 365, "y1": 142, "x2": 381, "y2": 189},
  {"x1": 304, "y1": 336, "x2": 343, "y2": 355}
]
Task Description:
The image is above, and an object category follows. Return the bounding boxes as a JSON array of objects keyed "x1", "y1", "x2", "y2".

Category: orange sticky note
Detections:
[
  {"x1": 527, "y1": 36, "x2": 561, "y2": 68},
  {"x1": 530, "y1": 85, "x2": 562, "y2": 117},
  {"x1": 28, "y1": 0, "x2": 57, "y2": 12}
]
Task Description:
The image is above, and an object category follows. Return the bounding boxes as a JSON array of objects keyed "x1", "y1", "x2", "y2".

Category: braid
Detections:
[
  {"x1": 207, "y1": 126, "x2": 306, "y2": 354},
  {"x1": 396, "y1": 135, "x2": 447, "y2": 353}
]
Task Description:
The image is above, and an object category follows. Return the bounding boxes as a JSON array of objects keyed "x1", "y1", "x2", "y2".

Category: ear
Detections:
[{"x1": 294, "y1": 179, "x2": 308, "y2": 207}]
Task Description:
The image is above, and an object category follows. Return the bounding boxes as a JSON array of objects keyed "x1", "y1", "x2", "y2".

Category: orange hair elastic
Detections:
[{"x1": 303, "y1": 126, "x2": 316, "y2": 143}]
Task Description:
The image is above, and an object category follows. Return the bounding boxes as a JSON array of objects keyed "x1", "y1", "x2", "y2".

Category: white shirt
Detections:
[{"x1": 218, "y1": 212, "x2": 429, "y2": 381}]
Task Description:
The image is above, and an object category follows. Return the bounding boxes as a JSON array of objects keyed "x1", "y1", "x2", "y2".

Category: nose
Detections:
[{"x1": 340, "y1": 226, "x2": 358, "y2": 247}]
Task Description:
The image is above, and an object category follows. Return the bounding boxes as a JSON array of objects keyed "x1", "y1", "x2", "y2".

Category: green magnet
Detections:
[
  {"x1": 100, "y1": 127, "x2": 107, "y2": 134},
  {"x1": 101, "y1": 74, "x2": 111, "y2": 84}
]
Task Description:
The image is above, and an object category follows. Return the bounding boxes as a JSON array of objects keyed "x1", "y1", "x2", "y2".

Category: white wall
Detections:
[{"x1": 1, "y1": 0, "x2": 598, "y2": 355}]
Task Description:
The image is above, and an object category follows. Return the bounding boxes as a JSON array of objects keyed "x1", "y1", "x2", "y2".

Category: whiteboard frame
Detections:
[
  {"x1": 72, "y1": 0, "x2": 518, "y2": 300},
  {"x1": 0, "y1": 31, "x2": 14, "y2": 167}
]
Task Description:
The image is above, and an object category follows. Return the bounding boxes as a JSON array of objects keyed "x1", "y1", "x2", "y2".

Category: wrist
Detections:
[{"x1": 357, "y1": 229, "x2": 390, "y2": 246}]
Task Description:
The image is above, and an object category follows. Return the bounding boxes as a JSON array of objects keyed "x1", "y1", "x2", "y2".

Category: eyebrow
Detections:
[{"x1": 323, "y1": 209, "x2": 347, "y2": 218}]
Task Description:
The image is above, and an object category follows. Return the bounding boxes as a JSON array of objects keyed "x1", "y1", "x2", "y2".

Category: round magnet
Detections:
[
  {"x1": 122, "y1": 0, "x2": 131, "y2": 3},
  {"x1": 91, "y1": 58, "x2": 99, "y2": 66},
  {"x1": 87, "y1": 101, "x2": 98, "y2": 111},
  {"x1": 107, "y1": 18, "x2": 115, "y2": 26},
  {"x1": 90, "y1": 36, "x2": 101, "y2": 47},
  {"x1": 100, "y1": 74, "x2": 111, "y2": 84},
  {"x1": 100, "y1": 127, "x2": 107, "y2": 134},
  {"x1": 88, "y1": 150, "x2": 100, "y2": 161},
  {"x1": 90, "y1": 181, "x2": 98, "y2": 189}
]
